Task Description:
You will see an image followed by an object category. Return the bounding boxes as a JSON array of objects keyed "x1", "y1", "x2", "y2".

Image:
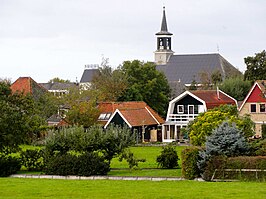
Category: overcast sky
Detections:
[{"x1": 0, "y1": 0, "x2": 265, "y2": 83}]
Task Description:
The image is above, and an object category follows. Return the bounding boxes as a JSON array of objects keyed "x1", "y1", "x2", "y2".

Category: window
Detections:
[
  {"x1": 188, "y1": 105, "x2": 194, "y2": 114},
  {"x1": 260, "y1": 104, "x2": 266, "y2": 113},
  {"x1": 194, "y1": 105, "x2": 199, "y2": 114},
  {"x1": 177, "y1": 105, "x2": 184, "y2": 113},
  {"x1": 250, "y1": 104, "x2": 256, "y2": 113}
]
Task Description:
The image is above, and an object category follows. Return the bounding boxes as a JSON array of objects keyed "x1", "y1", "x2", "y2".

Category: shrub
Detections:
[
  {"x1": 202, "y1": 155, "x2": 227, "y2": 181},
  {"x1": 262, "y1": 124, "x2": 266, "y2": 139},
  {"x1": 45, "y1": 152, "x2": 110, "y2": 176},
  {"x1": 77, "y1": 152, "x2": 110, "y2": 176},
  {"x1": 20, "y1": 149, "x2": 44, "y2": 171},
  {"x1": 249, "y1": 139, "x2": 266, "y2": 156},
  {"x1": 198, "y1": 121, "x2": 249, "y2": 173},
  {"x1": 119, "y1": 149, "x2": 146, "y2": 169},
  {"x1": 0, "y1": 155, "x2": 21, "y2": 177},
  {"x1": 181, "y1": 147, "x2": 202, "y2": 179},
  {"x1": 157, "y1": 145, "x2": 179, "y2": 169}
]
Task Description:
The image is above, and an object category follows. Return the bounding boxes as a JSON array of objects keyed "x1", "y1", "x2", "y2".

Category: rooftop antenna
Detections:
[{"x1": 216, "y1": 44, "x2": 220, "y2": 53}]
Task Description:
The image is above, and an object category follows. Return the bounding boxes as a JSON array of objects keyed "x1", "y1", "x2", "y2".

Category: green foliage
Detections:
[
  {"x1": 188, "y1": 105, "x2": 254, "y2": 146},
  {"x1": 0, "y1": 155, "x2": 21, "y2": 177},
  {"x1": 91, "y1": 58, "x2": 128, "y2": 101},
  {"x1": 262, "y1": 124, "x2": 266, "y2": 139},
  {"x1": 0, "y1": 82, "x2": 46, "y2": 153},
  {"x1": 156, "y1": 144, "x2": 179, "y2": 169},
  {"x1": 119, "y1": 60, "x2": 171, "y2": 116},
  {"x1": 249, "y1": 139, "x2": 266, "y2": 156},
  {"x1": 211, "y1": 70, "x2": 223, "y2": 85},
  {"x1": 20, "y1": 149, "x2": 44, "y2": 171},
  {"x1": 244, "y1": 50, "x2": 266, "y2": 82},
  {"x1": 45, "y1": 152, "x2": 110, "y2": 176},
  {"x1": 44, "y1": 125, "x2": 135, "y2": 162},
  {"x1": 219, "y1": 77, "x2": 251, "y2": 101},
  {"x1": 119, "y1": 149, "x2": 146, "y2": 169},
  {"x1": 181, "y1": 147, "x2": 202, "y2": 179},
  {"x1": 198, "y1": 122, "x2": 250, "y2": 178},
  {"x1": 48, "y1": 77, "x2": 71, "y2": 83},
  {"x1": 61, "y1": 87, "x2": 100, "y2": 128}
]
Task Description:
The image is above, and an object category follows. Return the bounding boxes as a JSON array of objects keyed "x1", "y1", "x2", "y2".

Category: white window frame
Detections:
[{"x1": 177, "y1": 105, "x2": 184, "y2": 114}]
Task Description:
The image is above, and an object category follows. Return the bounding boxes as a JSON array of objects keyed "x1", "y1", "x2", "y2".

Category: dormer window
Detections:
[{"x1": 250, "y1": 104, "x2": 256, "y2": 113}]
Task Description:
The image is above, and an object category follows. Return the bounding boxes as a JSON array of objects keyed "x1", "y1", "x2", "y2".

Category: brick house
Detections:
[{"x1": 239, "y1": 80, "x2": 266, "y2": 137}]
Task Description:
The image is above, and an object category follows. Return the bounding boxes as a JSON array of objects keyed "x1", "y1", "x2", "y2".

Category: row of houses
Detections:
[{"x1": 10, "y1": 77, "x2": 266, "y2": 143}]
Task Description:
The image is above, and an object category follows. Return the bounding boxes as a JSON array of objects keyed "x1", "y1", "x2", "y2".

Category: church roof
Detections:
[
  {"x1": 80, "y1": 68, "x2": 99, "y2": 83},
  {"x1": 156, "y1": 7, "x2": 172, "y2": 36},
  {"x1": 156, "y1": 53, "x2": 241, "y2": 85}
]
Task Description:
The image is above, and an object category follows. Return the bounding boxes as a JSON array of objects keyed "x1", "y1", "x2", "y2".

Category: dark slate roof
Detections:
[
  {"x1": 156, "y1": 7, "x2": 172, "y2": 36},
  {"x1": 156, "y1": 53, "x2": 241, "y2": 85},
  {"x1": 80, "y1": 68, "x2": 99, "y2": 83},
  {"x1": 40, "y1": 82, "x2": 78, "y2": 90}
]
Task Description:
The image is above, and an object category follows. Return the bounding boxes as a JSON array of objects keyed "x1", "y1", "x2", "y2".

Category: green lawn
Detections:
[
  {"x1": 110, "y1": 146, "x2": 185, "y2": 177},
  {"x1": 0, "y1": 178, "x2": 265, "y2": 199}
]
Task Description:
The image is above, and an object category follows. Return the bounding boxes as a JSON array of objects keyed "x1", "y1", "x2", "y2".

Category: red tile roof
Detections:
[
  {"x1": 98, "y1": 101, "x2": 164, "y2": 127},
  {"x1": 10, "y1": 77, "x2": 47, "y2": 96},
  {"x1": 191, "y1": 90, "x2": 236, "y2": 109}
]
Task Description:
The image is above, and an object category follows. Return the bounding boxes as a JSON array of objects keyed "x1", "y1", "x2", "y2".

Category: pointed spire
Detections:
[
  {"x1": 156, "y1": 6, "x2": 172, "y2": 35},
  {"x1": 161, "y1": 6, "x2": 168, "y2": 32}
]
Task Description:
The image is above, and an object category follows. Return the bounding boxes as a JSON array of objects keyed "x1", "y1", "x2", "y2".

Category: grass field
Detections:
[
  {"x1": 0, "y1": 178, "x2": 265, "y2": 199},
  {"x1": 18, "y1": 145, "x2": 185, "y2": 177},
  {"x1": 110, "y1": 146, "x2": 184, "y2": 177}
]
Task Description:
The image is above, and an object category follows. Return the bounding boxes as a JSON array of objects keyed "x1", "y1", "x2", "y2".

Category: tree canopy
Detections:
[
  {"x1": 188, "y1": 105, "x2": 254, "y2": 146},
  {"x1": 0, "y1": 81, "x2": 46, "y2": 153},
  {"x1": 48, "y1": 77, "x2": 71, "y2": 83},
  {"x1": 119, "y1": 60, "x2": 171, "y2": 116},
  {"x1": 219, "y1": 77, "x2": 251, "y2": 101},
  {"x1": 244, "y1": 50, "x2": 266, "y2": 82}
]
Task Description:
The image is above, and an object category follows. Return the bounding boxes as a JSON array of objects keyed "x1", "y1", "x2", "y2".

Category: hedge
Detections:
[
  {"x1": 204, "y1": 156, "x2": 266, "y2": 181},
  {"x1": 0, "y1": 155, "x2": 21, "y2": 177},
  {"x1": 181, "y1": 147, "x2": 202, "y2": 179},
  {"x1": 45, "y1": 152, "x2": 110, "y2": 176}
]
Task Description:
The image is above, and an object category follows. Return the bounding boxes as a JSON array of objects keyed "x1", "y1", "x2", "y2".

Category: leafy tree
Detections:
[
  {"x1": 244, "y1": 50, "x2": 266, "y2": 81},
  {"x1": 48, "y1": 77, "x2": 71, "y2": 83},
  {"x1": 119, "y1": 60, "x2": 171, "y2": 116},
  {"x1": 188, "y1": 105, "x2": 254, "y2": 146},
  {"x1": 0, "y1": 81, "x2": 45, "y2": 153},
  {"x1": 219, "y1": 77, "x2": 251, "y2": 101},
  {"x1": 188, "y1": 79, "x2": 197, "y2": 91},
  {"x1": 91, "y1": 58, "x2": 128, "y2": 101},
  {"x1": 61, "y1": 87, "x2": 99, "y2": 128},
  {"x1": 198, "y1": 121, "x2": 249, "y2": 173},
  {"x1": 211, "y1": 70, "x2": 223, "y2": 85}
]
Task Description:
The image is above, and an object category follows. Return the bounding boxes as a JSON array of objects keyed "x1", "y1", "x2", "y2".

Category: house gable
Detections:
[{"x1": 246, "y1": 84, "x2": 266, "y2": 103}]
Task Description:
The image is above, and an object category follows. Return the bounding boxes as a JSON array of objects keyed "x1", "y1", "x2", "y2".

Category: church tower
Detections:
[{"x1": 154, "y1": 7, "x2": 174, "y2": 65}]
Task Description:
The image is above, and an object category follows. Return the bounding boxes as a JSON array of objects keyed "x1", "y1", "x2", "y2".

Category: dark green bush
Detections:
[
  {"x1": 249, "y1": 139, "x2": 266, "y2": 156},
  {"x1": 45, "y1": 152, "x2": 110, "y2": 176},
  {"x1": 21, "y1": 149, "x2": 44, "y2": 171},
  {"x1": 156, "y1": 145, "x2": 179, "y2": 169},
  {"x1": 77, "y1": 152, "x2": 110, "y2": 176},
  {"x1": 262, "y1": 124, "x2": 266, "y2": 139},
  {"x1": 0, "y1": 155, "x2": 21, "y2": 177},
  {"x1": 181, "y1": 147, "x2": 202, "y2": 179},
  {"x1": 45, "y1": 153, "x2": 79, "y2": 176}
]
